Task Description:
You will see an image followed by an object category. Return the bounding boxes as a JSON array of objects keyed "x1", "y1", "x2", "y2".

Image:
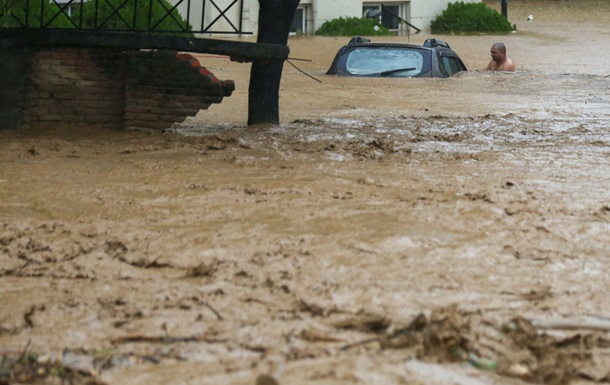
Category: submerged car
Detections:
[{"x1": 326, "y1": 37, "x2": 467, "y2": 78}]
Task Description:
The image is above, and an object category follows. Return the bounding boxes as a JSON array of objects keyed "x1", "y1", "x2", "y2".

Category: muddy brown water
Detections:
[{"x1": 1, "y1": 1, "x2": 610, "y2": 384}]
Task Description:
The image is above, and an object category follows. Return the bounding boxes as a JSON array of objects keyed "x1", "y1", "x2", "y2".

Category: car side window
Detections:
[
  {"x1": 346, "y1": 47, "x2": 424, "y2": 77},
  {"x1": 439, "y1": 55, "x2": 465, "y2": 76}
]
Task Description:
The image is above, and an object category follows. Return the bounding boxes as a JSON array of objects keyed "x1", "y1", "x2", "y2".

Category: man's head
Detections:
[{"x1": 490, "y1": 42, "x2": 507, "y2": 63}]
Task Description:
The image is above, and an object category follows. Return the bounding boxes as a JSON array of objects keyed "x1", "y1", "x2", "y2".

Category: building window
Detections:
[
  {"x1": 363, "y1": 2, "x2": 410, "y2": 33},
  {"x1": 290, "y1": 7, "x2": 306, "y2": 35}
]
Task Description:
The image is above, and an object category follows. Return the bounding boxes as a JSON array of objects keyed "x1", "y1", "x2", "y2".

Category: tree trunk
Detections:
[{"x1": 247, "y1": 0, "x2": 300, "y2": 126}]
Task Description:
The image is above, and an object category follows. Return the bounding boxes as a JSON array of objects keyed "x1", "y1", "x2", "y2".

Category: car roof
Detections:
[
  {"x1": 342, "y1": 37, "x2": 454, "y2": 51},
  {"x1": 344, "y1": 42, "x2": 431, "y2": 50}
]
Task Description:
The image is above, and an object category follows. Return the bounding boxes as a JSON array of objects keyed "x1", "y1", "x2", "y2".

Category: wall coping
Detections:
[{"x1": 0, "y1": 29, "x2": 289, "y2": 62}]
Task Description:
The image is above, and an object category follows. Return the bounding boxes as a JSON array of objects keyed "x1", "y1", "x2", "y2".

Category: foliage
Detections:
[
  {"x1": 315, "y1": 16, "x2": 391, "y2": 37},
  {"x1": 0, "y1": 0, "x2": 73, "y2": 28},
  {"x1": 75, "y1": 0, "x2": 191, "y2": 33},
  {"x1": 0, "y1": 0, "x2": 191, "y2": 33},
  {"x1": 430, "y1": 2, "x2": 514, "y2": 34}
]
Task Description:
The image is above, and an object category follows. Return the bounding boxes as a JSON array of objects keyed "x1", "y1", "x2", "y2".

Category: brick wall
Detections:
[
  {"x1": 0, "y1": 46, "x2": 234, "y2": 131},
  {"x1": 0, "y1": 49, "x2": 31, "y2": 131},
  {"x1": 22, "y1": 47, "x2": 125, "y2": 130},
  {"x1": 124, "y1": 50, "x2": 235, "y2": 131}
]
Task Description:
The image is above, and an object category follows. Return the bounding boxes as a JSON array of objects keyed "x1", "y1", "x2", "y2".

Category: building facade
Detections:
[{"x1": 188, "y1": 0, "x2": 482, "y2": 36}]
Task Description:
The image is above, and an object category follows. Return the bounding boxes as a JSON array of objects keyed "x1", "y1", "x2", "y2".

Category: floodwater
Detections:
[{"x1": 1, "y1": 1, "x2": 609, "y2": 384}]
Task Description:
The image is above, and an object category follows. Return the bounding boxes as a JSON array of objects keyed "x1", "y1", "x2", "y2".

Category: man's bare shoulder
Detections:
[
  {"x1": 500, "y1": 59, "x2": 516, "y2": 72},
  {"x1": 487, "y1": 59, "x2": 516, "y2": 72}
]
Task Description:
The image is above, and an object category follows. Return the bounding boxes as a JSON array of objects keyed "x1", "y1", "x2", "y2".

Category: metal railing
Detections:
[{"x1": 0, "y1": 0, "x2": 248, "y2": 34}]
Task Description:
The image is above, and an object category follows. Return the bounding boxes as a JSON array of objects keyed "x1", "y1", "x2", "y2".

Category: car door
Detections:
[{"x1": 437, "y1": 50, "x2": 467, "y2": 77}]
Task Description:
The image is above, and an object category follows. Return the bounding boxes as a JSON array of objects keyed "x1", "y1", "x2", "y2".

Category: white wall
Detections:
[
  {"x1": 312, "y1": 0, "x2": 362, "y2": 27},
  {"x1": 232, "y1": 0, "x2": 365, "y2": 37},
  {"x1": 410, "y1": 0, "x2": 480, "y2": 32}
]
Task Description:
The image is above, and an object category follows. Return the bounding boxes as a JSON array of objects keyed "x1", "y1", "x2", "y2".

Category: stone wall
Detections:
[{"x1": 0, "y1": 46, "x2": 235, "y2": 131}]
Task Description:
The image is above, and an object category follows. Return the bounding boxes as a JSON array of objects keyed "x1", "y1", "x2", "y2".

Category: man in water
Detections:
[{"x1": 486, "y1": 42, "x2": 516, "y2": 72}]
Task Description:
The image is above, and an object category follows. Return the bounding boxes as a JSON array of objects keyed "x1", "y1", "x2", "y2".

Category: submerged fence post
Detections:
[{"x1": 501, "y1": 0, "x2": 508, "y2": 18}]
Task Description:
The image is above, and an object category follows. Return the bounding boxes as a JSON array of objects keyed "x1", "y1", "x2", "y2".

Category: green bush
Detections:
[
  {"x1": 0, "y1": 0, "x2": 73, "y2": 28},
  {"x1": 431, "y1": 2, "x2": 514, "y2": 34},
  {"x1": 0, "y1": 0, "x2": 191, "y2": 33},
  {"x1": 75, "y1": 0, "x2": 191, "y2": 33},
  {"x1": 315, "y1": 17, "x2": 391, "y2": 37}
]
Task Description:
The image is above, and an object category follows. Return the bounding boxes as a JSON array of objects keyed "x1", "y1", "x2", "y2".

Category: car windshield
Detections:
[{"x1": 345, "y1": 47, "x2": 424, "y2": 77}]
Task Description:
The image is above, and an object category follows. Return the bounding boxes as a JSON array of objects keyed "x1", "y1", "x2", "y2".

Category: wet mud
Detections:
[{"x1": 1, "y1": 1, "x2": 609, "y2": 384}]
